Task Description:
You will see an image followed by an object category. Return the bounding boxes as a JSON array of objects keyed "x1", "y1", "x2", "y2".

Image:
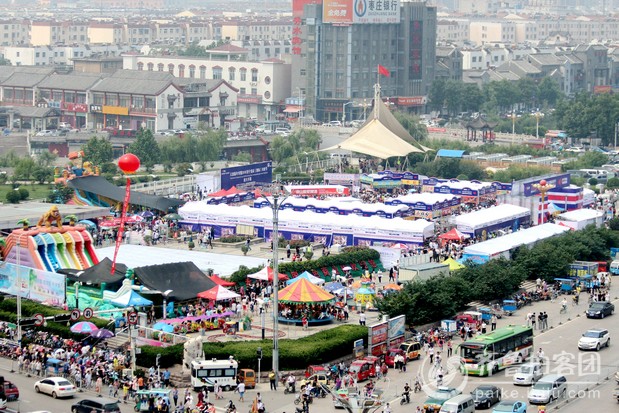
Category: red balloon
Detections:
[
  {"x1": 539, "y1": 179, "x2": 547, "y2": 186},
  {"x1": 118, "y1": 153, "x2": 140, "y2": 174}
]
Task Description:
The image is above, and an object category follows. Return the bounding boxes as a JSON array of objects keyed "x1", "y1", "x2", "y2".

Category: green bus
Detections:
[{"x1": 459, "y1": 325, "x2": 533, "y2": 376}]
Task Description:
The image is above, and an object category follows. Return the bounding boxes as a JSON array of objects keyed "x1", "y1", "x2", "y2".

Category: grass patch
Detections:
[{"x1": 0, "y1": 184, "x2": 51, "y2": 203}]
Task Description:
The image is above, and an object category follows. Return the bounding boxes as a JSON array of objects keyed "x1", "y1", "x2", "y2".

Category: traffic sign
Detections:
[
  {"x1": 83, "y1": 307, "x2": 94, "y2": 320},
  {"x1": 70, "y1": 309, "x2": 81, "y2": 322},
  {"x1": 128, "y1": 311, "x2": 138, "y2": 325},
  {"x1": 33, "y1": 313, "x2": 44, "y2": 327}
]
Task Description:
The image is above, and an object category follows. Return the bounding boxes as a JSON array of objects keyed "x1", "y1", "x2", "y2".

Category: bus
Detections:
[
  {"x1": 459, "y1": 325, "x2": 533, "y2": 376},
  {"x1": 190, "y1": 358, "x2": 239, "y2": 391}
]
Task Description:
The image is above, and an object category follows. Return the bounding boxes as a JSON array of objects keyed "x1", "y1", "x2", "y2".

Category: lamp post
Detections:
[
  {"x1": 342, "y1": 102, "x2": 354, "y2": 124},
  {"x1": 534, "y1": 111, "x2": 544, "y2": 140},
  {"x1": 511, "y1": 111, "x2": 517, "y2": 144},
  {"x1": 261, "y1": 182, "x2": 289, "y2": 378},
  {"x1": 162, "y1": 290, "x2": 173, "y2": 320},
  {"x1": 532, "y1": 179, "x2": 555, "y2": 225},
  {"x1": 296, "y1": 87, "x2": 304, "y2": 120},
  {"x1": 74, "y1": 281, "x2": 82, "y2": 310}
]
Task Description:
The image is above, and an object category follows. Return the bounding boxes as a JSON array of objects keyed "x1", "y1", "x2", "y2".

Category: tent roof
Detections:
[
  {"x1": 442, "y1": 257, "x2": 465, "y2": 270},
  {"x1": 455, "y1": 204, "x2": 530, "y2": 231},
  {"x1": 197, "y1": 285, "x2": 240, "y2": 301},
  {"x1": 437, "y1": 149, "x2": 466, "y2": 158},
  {"x1": 59, "y1": 257, "x2": 127, "y2": 285},
  {"x1": 132, "y1": 261, "x2": 217, "y2": 301},
  {"x1": 210, "y1": 274, "x2": 235, "y2": 287},
  {"x1": 438, "y1": 228, "x2": 469, "y2": 241},
  {"x1": 323, "y1": 84, "x2": 428, "y2": 159},
  {"x1": 110, "y1": 290, "x2": 153, "y2": 307},
  {"x1": 286, "y1": 271, "x2": 325, "y2": 285},
  {"x1": 247, "y1": 266, "x2": 289, "y2": 281},
  {"x1": 278, "y1": 278, "x2": 335, "y2": 303},
  {"x1": 67, "y1": 175, "x2": 184, "y2": 212}
]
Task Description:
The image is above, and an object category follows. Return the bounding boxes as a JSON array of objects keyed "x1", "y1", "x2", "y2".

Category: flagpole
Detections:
[{"x1": 376, "y1": 65, "x2": 380, "y2": 87}]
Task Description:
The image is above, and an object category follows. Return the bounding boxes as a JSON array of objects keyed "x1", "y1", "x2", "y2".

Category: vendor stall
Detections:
[
  {"x1": 385, "y1": 193, "x2": 461, "y2": 219},
  {"x1": 455, "y1": 204, "x2": 530, "y2": 238}
]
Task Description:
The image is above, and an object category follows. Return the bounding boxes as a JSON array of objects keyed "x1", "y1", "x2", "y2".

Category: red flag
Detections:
[{"x1": 378, "y1": 64, "x2": 390, "y2": 77}]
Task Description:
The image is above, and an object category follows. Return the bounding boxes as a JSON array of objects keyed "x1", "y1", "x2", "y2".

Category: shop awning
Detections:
[{"x1": 284, "y1": 105, "x2": 303, "y2": 113}]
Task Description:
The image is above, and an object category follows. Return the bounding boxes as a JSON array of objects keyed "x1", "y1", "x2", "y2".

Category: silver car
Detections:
[{"x1": 513, "y1": 362, "x2": 543, "y2": 386}]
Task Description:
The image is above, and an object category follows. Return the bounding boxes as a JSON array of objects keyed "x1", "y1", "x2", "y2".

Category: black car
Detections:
[
  {"x1": 586, "y1": 302, "x2": 615, "y2": 319},
  {"x1": 471, "y1": 384, "x2": 501, "y2": 409},
  {"x1": 71, "y1": 399, "x2": 121, "y2": 413}
]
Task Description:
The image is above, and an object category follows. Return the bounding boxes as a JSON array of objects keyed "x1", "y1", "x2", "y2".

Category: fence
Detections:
[{"x1": 130, "y1": 176, "x2": 196, "y2": 196}]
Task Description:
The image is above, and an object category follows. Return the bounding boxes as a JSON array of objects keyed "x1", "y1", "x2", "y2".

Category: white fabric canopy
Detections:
[
  {"x1": 463, "y1": 223, "x2": 570, "y2": 257},
  {"x1": 455, "y1": 204, "x2": 530, "y2": 233}
]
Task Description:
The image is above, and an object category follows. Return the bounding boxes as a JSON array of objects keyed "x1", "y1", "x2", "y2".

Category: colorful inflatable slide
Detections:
[{"x1": 2, "y1": 226, "x2": 99, "y2": 272}]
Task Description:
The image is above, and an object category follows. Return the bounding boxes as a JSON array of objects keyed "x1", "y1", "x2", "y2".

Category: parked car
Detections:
[
  {"x1": 35, "y1": 130, "x2": 54, "y2": 137},
  {"x1": 71, "y1": 398, "x2": 121, "y2": 413},
  {"x1": 384, "y1": 348, "x2": 407, "y2": 368},
  {"x1": 34, "y1": 376, "x2": 76, "y2": 398},
  {"x1": 513, "y1": 362, "x2": 543, "y2": 386},
  {"x1": 491, "y1": 400, "x2": 527, "y2": 413},
  {"x1": 578, "y1": 328, "x2": 610, "y2": 351},
  {"x1": 3, "y1": 381, "x2": 19, "y2": 401},
  {"x1": 398, "y1": 341, "x2": 422, "y2": 361},
  {"x1": 586, "y1": 301, "x2": 614, "y2": 318},
  {"x1": 470, "y1": 385, "x2": 501, "y2": 409},
  {"x1": 423, "y1": 386, "x2": 462, "y2": 412}
]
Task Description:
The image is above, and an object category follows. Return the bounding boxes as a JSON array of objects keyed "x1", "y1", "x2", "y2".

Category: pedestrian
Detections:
[
  {"x1": 388, "y1": 268, "x2": 395, "y2": 282},
  {"x1": 163, "y1": 368, "x2": 171, "y2": 387},
  {"x1": 377, "y1": 270, "x2": 383, "y2": 284},
  {"x1": 302, "y1": 316, "x2": 308, "y2": 330},
  {"x1": 246, "y1": 237, "x2": 252, "y2": 251},
  {"x1": 531, "y1": 313, "x2": 536, "y2": 330},
  {"x1": 172, "y1": 387, "x2": 179, "y2": 406},
  {"x1": 236, "y1": 381, "x2": 245, "y2": 401},
  {"x1": 481, "y1": 321, "x2": 487, "y2": 334},
  {"x1": 526, "y1": 312, "x2": 532, "y2": 327},
  {"x1": 447, "y1": 339, "x2": 453, "y2": 358},
  {"x1": 537, "y1": 312, "x2": 543, "y2": 330},
  {"x1": 286, "y1": 243, "x2": 291, "y2": 259},
  {"x1": 359, "y1": 312, "x2": 366, "y2": 326},
  {"x1": 269, "y1": 370, "x2": 277, "y2": 390},
  {"x1": 428, "y1": 347, "x2": 434, "y2": 365},
  {"x1": 491, "y1": 314, "x2": 497, "y2": 331}
]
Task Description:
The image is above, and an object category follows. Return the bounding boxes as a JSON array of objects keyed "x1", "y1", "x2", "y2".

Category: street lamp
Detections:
[
  {"x1": 296, "y1": 87, "x2": 304, "y2": 120},
  {"x1": 74, "y1": 281, "x2": 82, "y2": 310},
  {"x1": 532, "y1": 179, "x2": 555, "y2": 225},
  {"x1": 162, "y1": 290, "x2": 173, "y2": 320},
  {"x1": 534, "y1": 111, "x2": 544, "y2": 140},
  {"x1": 342, "y1": 102, "x2": 354, "y2": 123},
  {"x1": 511, "y1": 111, "x2": 517, "y2": 144},
  {"x1": 261, "y1": 182, "x2": 289, "y2": 378}
]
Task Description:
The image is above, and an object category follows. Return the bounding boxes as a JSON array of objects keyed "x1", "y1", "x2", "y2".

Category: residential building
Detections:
[
  {"x1": 469, "y1": 21, "x2": 518, "y2": 45},
  {"x1": 219, "y1": 18, "x2": 292, "y2": 41},
  {"x1": 437, "y1": 20, "x2": 469, "y2": 44},
  {"x1": 175, "y1": 78, "x2": 238, "y2": 129},
  {"x1": 88, "y1": 23, "x2": 125, "y2": 45},
  {"x1": 2, "y1": 44, "x2": 130, "y2": 66},
  {"x1": 435, "y1": 45, "x2": 463, "y2": 81}
]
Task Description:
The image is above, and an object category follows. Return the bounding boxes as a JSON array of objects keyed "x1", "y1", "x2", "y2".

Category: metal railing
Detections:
[{"x1": 130, "y1": 175, "x2": 196, "y2": 196}]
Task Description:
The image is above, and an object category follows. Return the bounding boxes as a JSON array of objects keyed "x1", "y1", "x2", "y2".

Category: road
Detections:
[{"x1": 1, "y1": 280, "x2": 617, "y2": 413}]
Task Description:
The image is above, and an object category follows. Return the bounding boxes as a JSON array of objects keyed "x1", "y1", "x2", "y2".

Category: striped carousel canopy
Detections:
[{"x1": 278, "y1": 278, "x2": 335, "y2": 304}]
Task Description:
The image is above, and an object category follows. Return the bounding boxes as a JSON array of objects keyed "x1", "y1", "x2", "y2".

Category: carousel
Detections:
[{"x1": 277, "y1": 278, "x2": 336, "y2": 326}]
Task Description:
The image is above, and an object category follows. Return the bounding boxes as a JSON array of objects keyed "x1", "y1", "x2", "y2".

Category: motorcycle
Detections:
[
  {"x1": 400, "y1": 392, "x2": 410, "y2": 405},
  {"x1": 414, "y1": 381, "x2": 422, "y2": 393},
  {"x1": 284, "y1": 382, "x2": 296, "y2": 394},
  {"x1": 294, "y1": 394, "x2": 313, "y2": 405}
]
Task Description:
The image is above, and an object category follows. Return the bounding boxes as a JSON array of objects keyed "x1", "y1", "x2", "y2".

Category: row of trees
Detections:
[
  {"x1": 428, "y1": 78, "x2": 562, "y2": 116},
  {"x1": 376, "y1": 226, "x2": 619, "y2": 325}
]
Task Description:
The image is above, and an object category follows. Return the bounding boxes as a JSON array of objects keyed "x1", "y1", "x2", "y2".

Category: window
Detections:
[
  {"x1": 251, "y1": 69, "x2": 258, "y2": 82},
  {"x1": 158, "y1": 63, "x2": 164, "y2": 71},
  {"x1": 213, "y1": 67, "x2": 222, "y2": 79},
  {"x1": 178, "y1": 64, "x2": 185, "y2": 78},
  {"x1": 240, "y1": 68, "x2": 247, "y2": 81},
  {"x1": 132, "y1": 96, "x2": 144, "y2": 109},
  {"x1": 229, "y1": 67, "x2": 235, "y2": 80},
  {"x1": 137, "y1": 62, "x2": 144, "y2": 71},
  {"x1": 189, "y1": 65, "x2": 195, "y2": 78},
  {"x1": 147, "y1": 63, "x2": 154, "y2": 71},
  {"x1": 168, "y1": 64, "x2": 174, "y2": 74},
  {"x1": 251, "y1": 88, "x2": 257, "y2": 95},
  {"x1": 240, "y1": 87, "x2": 246, "y2": 94},
  {"x1": 200, "y1": 66, "x2": 206, "y2": 79}
]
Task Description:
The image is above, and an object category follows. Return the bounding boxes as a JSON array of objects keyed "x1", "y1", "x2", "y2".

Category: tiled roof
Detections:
[{"x1": 37, "y1": 73, "x2": 107, "y2": 91}]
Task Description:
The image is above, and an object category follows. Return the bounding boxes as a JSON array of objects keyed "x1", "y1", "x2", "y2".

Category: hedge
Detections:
[
  {"x1": 278, "y1": 246, "x2": 380, "y2": 275},
  {"x1": 137, "y1": 325, "x2": 367, "y2": 370},
  {"x1": 0, "y1": 298, "x2": 110, "y2": 341}
]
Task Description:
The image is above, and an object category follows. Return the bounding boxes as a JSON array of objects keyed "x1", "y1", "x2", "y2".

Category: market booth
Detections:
[
  {"x1": 455, "y1": 204, "x2": 531, "y2": 238},
  {"x1": 254, "y1": 196, "x2": 410, "y2": 218},
  {"x1": 385, "y1": 193, "x2": 461, "y2": 219},
  {"x1": 422, "y1": 178, "x2": 497, "y2": 205},
  {"x1": 360, "y1": 171, "x2": 421, "y2": 189},
  {"x1": 556, "y1": 209, "x2": 604, "y2": 230}
]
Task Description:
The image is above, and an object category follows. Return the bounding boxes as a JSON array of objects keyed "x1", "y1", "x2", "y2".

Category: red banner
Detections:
[{"x1": 111, "y1": 178, "x2": 131, "y2": 274}]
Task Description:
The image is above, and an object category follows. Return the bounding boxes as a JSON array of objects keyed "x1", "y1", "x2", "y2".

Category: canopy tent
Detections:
[
  {"x1": 110, "y1": 290, "x2": 153, "y2": 307},
  {"x1": 438, "y1": 228, "x2": 470, "y2": 242},
  {"x1": 247, "y1": 267, "x2": 289, "y2": 282},
  {"x1": 442, "y1": 257, "x2": 465, "y2": 271},
  {"x1": 455, "y1": 204, "x2": 530, "y2": 236},
  {"x1": 286, "y1": 271, "x2": 325, "y2": 285},
  {"x1": 58, "y1": 257, "x2": 127, "y2": 288},
  {"x1": 278, "y1": 278, "x2": 335, "y2": 303},
  {"x1": 132, "y1": 261, "x2": 217, "y2": 301},
  {"x1": 197, "y1": 285, "x2": 240, "y2": 301},
  {"x1": 322, "y1": 84, "x2": 429, "y2": 159},
  {"x1": 547, "y1": 203, "x2": 564, "y2": 214},
  {"x1": 210, "y1": 274, "x2": 235, "y2": 287},
  {"x1": 323, "y1": 281, "x2": 345, "y2": 293}
]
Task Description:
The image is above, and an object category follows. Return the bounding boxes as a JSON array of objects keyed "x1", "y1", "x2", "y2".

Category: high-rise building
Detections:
[{"x1": 291, "y1": 0, "x2": 436, "y2": 122}]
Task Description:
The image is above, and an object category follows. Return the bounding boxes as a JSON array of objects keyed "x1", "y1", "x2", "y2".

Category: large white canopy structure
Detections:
[
  {"x1": 455, "y1": 204, "x2": 531, "y2": 235},
  {"x1": 323, "y1": 84, "x2": 429, "y2": 159}
]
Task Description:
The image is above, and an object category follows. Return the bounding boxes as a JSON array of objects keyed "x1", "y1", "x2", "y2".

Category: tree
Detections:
[
  {"x1": 5, "y1": 190, "x2": 20, "y2": 204},
  {"x1": 393, "y1": 111, "x2": 429, "y2": 141},
  {"x1": 33, "y1": 166, "x2": 53, "y2": 184},
  {"x1": 128, "y1": 129, "x2": 161, "y2": 169},
  {"x1": 14, "y1": 158, "x2": 36, "y2": 181},
  {"x1": 428, "y1": 79, "x2": 448, "y2": 112},
  {"x1": 490, "y1": 80, "x2": 521, "y2": 112},
  {"x1": 461, "y1": 84, "x2": 484, "y2": 113},
  {"x1": 232, "y1": 152, "x2": 252, "y2": 163},
  {"x1": 47, "y1": 184, "x2": 74, "y2": 204},
  {"x1": 538, "y1": 77, "x2": 561, "y2": 106},
  {"x1": 82, "y1": 136, "x2": 113, "y2": 166},
  {"x1": 35, "y1": 151, "x2": 57, "y2": 168}
]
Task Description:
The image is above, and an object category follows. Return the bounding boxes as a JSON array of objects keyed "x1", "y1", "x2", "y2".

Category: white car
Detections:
[
  {"x1": 34, "y1": 377, "x2": 76, "y2": 398},
  {"x1": 578, "y1": 328, "x2": 610, "y2": 351},
  {"x1": 513, "y1": 362, "x2": 543, "y2": 386},
  {"x1": 35, "y1": 130, "x2": 54, "y2": 137}
]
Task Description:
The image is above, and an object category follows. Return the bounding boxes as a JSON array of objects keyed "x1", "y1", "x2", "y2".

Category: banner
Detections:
[
  {"x1": 323, "y1": 0, "x2": 401, "y2": 24},
  {"x1": 0, "y1": 262, "x2": 65, "y2": 306},
  {"x1": 367, "y1": 321, "x2": 388, "y2": 348},
  {"x1": 221, "y1": 161, "x2": 272, "y2": 190},
  {"x1": 111, "y1": 178, "x2": 131, "y2": 274}
]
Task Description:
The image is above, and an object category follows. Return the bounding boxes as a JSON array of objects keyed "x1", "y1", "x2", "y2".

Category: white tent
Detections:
[
  {"x1": 286, "y1": 271, "x2": 325, "y2": 285},
  {"x1": 455, "y1": 204, "x2": 530, "y2": 234}
]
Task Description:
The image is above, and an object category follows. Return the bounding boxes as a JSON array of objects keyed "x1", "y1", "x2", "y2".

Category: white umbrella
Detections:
[{"x1": 342, "y1": 266, "x2": 352, "y2": 271}]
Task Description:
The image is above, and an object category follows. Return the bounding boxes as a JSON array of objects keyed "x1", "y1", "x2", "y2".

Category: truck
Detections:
[
  {"x1": 398, "y1": 262, "x2": 449, "y2": 282},
  {"x1": 190, "y1": 358, "x2": 238, "y2": 391}
]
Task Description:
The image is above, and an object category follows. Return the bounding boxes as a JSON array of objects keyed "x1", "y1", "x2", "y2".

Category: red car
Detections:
[
  {"x1": 349, "y1": 360, "x2": 375, "y2": 382},
  {"x1": 3, "y1": 381, "x2": 19, "y2": 401},
  {"x1": 384, "y1": 348, "x2": 407, "y2": 368}
]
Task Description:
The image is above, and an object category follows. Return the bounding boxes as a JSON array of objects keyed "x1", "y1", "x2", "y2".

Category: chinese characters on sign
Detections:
[
  {"x1": 323, "y1": 0, "x2": 400, "y2": 24},
  {"x1": 410, "y1": 20, "x2": 423, "y2": 80}
]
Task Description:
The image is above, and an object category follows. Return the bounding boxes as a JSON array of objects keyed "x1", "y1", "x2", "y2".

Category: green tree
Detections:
[
  {"x1": 5, "y1": 190, "x2": 20, "y2": 204},
  {"x1": 178, "y1": 42, "x2": 209, "y2": 57},
  {"x1": 82, "y1": 136, "x2": 113, "y2": 166},
  {"x1": 444, "y1": 80, "x2": 465, "y2": 115},
  {"x1": 428, "y1": 79, "x2": 448, "y2": 112},
  {"x1": 47, "y1": 184, "x2": 74, "y2": 204},
  {"x1": 128, "y1": 129, "x2": 161, "y2": 170},
  {"x1": 516, "y1": 78, "x2": 538, "y2": 109},
  {"x1": 33, "y1": 166, "x2": 53, "y2": 184},
  {"x1": 538, "y1": 77, "x2": 561, "y2": 106},
  {"x1": 606, "y1": 177, "x2": 619, "y2": 189},
  {"x1": 393, "y1": 111, "x2": 429, "y2": 141},
  {"x1": 491, "y1": 80, "x2": 521, "y2": 112},
  {"x1": 14, "y1": 158, "x2": 36, "y2": 180},
  {"x1": 35, "y1": 151, "x2": 58, "y2": 168},
  {"x1": 461, "y1": 84, "x2": 484, "y2": 113},
  {"x1": 231, "y1": 152, "x2": 252, "y2": 163}
]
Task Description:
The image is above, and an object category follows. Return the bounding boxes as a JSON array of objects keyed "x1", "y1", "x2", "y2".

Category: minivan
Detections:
[
  {"x1": 528, "y1": 374, "x2": 567, "y2": 404},
  {"x1": 71, "y1": 398, "x2": 121, "y2": 413},
  {"x1": 399, "y1": 341, "x2": 422, "y2": 360},
  {"x1": 439, "y1": 394, "x2": 475, "y2": 413}
]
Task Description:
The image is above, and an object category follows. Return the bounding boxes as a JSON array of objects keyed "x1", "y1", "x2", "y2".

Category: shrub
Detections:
[
  {"x1": 278, "y1": 247, "x2": 380, "y2": 275},
  {"x1": 5, "y1": 190, "x2": 20, "y2": 204},
  {"x1": 18, "y1": 187, "x2": 29, "y2": 200},
  {"x1": 220, "y1": 235, "x2": 250, "y2": 243},
  {"x1": 278, "y1": 238, "x2": 310, "y2": 248}
]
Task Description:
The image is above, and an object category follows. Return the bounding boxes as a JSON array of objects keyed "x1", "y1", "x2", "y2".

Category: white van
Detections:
[
  {"x1": 439, "y1": 395, "x2": 475, "y2": 413},
  {"x1": 580, "y1": 169, "x2": 612, "y2": 181}
]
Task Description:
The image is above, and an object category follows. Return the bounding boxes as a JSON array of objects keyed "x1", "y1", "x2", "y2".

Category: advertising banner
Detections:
[
  {"x1": 367, "y1": 321, "x2": 388, "y2": 348},
  {"x1": 323, "y1": 0, "x2": 400, "y2": 24},
  {"x1": 388, "y1": 314, "x2": 405, "y2": 342},
  {"x1": 221, "y1": 161, "x2": 272, "y2": 190},
  {"x1": 0, "y1": 262, "x2": 65, "y2": 306}
]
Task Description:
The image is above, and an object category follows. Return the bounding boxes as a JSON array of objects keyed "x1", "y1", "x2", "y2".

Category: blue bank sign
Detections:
[{"x1": 221, "y1": 161, "x2": 273, "y2": 190}]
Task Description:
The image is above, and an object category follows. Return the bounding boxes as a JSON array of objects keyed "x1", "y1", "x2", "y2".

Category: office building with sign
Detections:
[{"x1": 291, "y1": 0, "x2": 437, "y2": 121}]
